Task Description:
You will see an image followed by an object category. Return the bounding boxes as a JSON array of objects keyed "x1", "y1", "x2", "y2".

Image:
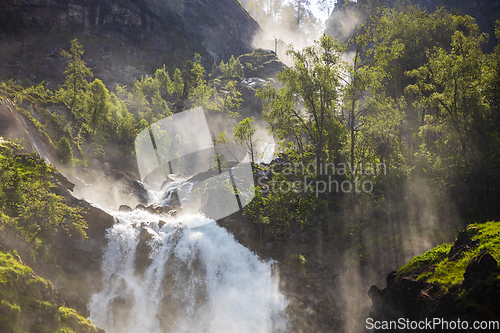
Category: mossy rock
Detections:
[{"x1": 238, "y1": 49, "x2": 286, "y2": 79}]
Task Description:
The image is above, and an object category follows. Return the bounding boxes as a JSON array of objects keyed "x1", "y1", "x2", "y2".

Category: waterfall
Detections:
[{"x1": 87, "y1": 182, "x2": 289, "y2": 333}]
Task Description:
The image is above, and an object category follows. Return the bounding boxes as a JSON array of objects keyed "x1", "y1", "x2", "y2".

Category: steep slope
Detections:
[
  {"x1": 0, "y1": 0, "x2": 261, "y2": 86},
  {"x1": 0, "y1": 250, "x2": 103, "y2": 333}
]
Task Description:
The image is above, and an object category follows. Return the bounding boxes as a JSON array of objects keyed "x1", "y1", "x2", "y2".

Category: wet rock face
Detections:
[
  {"x1": 46, "y1": 178, "x2": 116, "y2": 315},
  {"x1": 2, "y1": 0, "x2": 260, "y2": 63},
  {"x1": 179, "y1": 0, "x2": 261, "y2": 61}
]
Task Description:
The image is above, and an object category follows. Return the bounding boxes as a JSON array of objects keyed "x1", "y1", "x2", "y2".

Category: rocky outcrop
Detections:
[
  {"x1": 239, "y1": 48, "x2": 285, "y2": 79},
  {"x1": 48, "y1": 178, "x2": 116, "y2": 315},
  {"x1": 368, "y1": 234, "x2": 500, "y2": 332}
]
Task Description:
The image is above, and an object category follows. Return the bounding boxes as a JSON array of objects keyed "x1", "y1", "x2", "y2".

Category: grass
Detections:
[
  {"x1": 397, "y1": 221, "x2": 500, "y2": 291},
  {"x1": 397, "y1": 243, "x2": 452, "y2": 278}
]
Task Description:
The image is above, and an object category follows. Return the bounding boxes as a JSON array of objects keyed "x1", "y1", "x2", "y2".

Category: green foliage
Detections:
[
  {"x1": 151, "y1": 91, "x2": 171, "y2": 117},
  {"x1": 59, "y1": 39, "x2": 93, "y2": 112},
  {"x1": 234, "y1": 117, "x2": 256, "y2": 163},
  {"x1": 56, "y1": 137, "x2": 73, "y2": 165},
  {"x1": 0, "y1": 139, "x2": 87, "y2": 246},
  {"x1": 253, "y1": 5, "x2": 500, "y2": 258},
  {"x1": 154, "y1": 64, "x2": 172, "y2": 97},
  {"x1": 188, "y1": 81, "x2": 220, "y2": 112},
  {"x1": 397, "y1": 243, "x2": 452, "y2": 277},
  {"x1": 219, "y1": 55, "x2": 244, "y2": 79},
  {"x1": 258, "y1": 35, "x2": 345, "y2": 164},
  {"x1": 18, "y1": 187, "x2": 87, "y2": 244},
  {"x1": 87, "y1": 78, "x2": 110, "y2": 133},
  {"x1": 222, "y1": 81, "x2": 242, "y2": 116},
  {"x1": 171, "y1": 68, "x2": 184, "y2": 98},
  {"x1": 398, "y1": 222, "x2": 500, "y2": 291},
  {"x1": 0, "y1": 251, "x2": 100, "y2": 333},
  {"x1": 285, "y1": 253, "x2": 307, "y2": 275},
  {"x1": 406, "y1": 15, "x2": 488, "y2": 166}
]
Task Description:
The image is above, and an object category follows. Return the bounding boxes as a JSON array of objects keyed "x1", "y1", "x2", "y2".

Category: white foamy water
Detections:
[{"x1": 87, "y1": 208, "x2": 289, "y2": 333}]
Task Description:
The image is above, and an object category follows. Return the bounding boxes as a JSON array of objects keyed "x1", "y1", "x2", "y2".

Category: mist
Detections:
[{"x1": 244, "y1": 1, "x2": 324, "y2": 66}]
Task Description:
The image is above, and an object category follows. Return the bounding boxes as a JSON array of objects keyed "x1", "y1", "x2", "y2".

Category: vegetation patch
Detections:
[
  {"x1": 0, "y1": 138, "x2": 87, "y2": 246},
  {"x1": 0, "y1": 250, "x2": 100, "y2": 333},
  {"x1": 398, "y1": 222, "x2": 500, "y2": 291},
  {"x1": 238, "y1": 49, "x2": 285, "y2": 78}
]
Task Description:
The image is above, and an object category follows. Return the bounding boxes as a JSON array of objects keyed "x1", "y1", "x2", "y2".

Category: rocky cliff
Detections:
[{"x1": 0, "y1": 0, "x2": 261, "y2": 85}]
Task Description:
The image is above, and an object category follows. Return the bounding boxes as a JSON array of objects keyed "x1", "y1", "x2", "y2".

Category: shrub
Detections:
[{"x1": 56, "y1": 138, "x2": 73, "y2": 165}]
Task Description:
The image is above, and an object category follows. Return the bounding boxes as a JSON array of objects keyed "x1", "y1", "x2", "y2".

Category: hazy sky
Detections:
[{"x1": 310, "y1": 0, "x2": 334, "y2": 23}]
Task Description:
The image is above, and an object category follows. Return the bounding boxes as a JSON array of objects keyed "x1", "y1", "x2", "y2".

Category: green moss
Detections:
[
  {"x1": 397, "y1": 243, "x2": 451, "y2": 278},
  {"x1": 398, "y1": 222, "x2": 500, "y2": 291}
]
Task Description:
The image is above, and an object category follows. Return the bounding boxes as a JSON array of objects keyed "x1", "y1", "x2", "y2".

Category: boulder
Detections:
[
  {"x1": 135, "y1": 226, "x2": 154, "y2": 274},
  {"x1": 135, "y1": 204, "x2": 147, "y2": 211},
  {"x1": 119, "y1": 205, "x2": 132, "y2": 212},
  {"x1": 448, "y1": 230, "x2": 480, "y2": 260},
  {"x1": 463, "y1": 252, "x2": 498, "y2": 284},
  {"x1": 105, "y1": 170, "x2": 149, "y2": 204}
]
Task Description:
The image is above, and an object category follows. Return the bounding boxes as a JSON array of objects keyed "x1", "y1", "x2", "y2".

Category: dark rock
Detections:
[
  {"x1": 135, "y1": 203, "x2": 181, "y2": 218},
  {"x1": 1, "y1": 0, "x2": 261, "y2": 85},
  {"x1": 135, "y1": 204, "x2": 147, "y2": 211},
  {"x1": 160, "y1": 175, "x2": 178, "y2": 190},
  {"x1": 463, "y1": 252, "x2": 498, "y2": 284},
  {"x1": 158, "y1": 220, "x2": 166, "y2": 228},
  {"x1": 162, "y1": 189, "x2": 181, "y2": 207},
  {"x1": 448, "y1": 231, "x2": 480, "y2": 261},
  {"x1": 130, "y1": 180, "x2": 149, "y2": 205},
  {"x1": 368, "y1": 285, "x2": 384, "y2": 302},
  {"x1": 135, "y1": 226, "x2": 154, "y2": 274},
  {"x1": 105, "y1": 170, "x2": 149, "y2": 204},
  {"x1": 386, "y1": 270, "x2": 397, "y2": 287},
  {"x1": 119, "y1": 205, "x2": 132, "y2": 212},
  {"x1": 53, "y1": 170, "x2": 75, "y2": 191},
  {"x1": 369, "y1": 252, "x2": 500, "y2": 332}
]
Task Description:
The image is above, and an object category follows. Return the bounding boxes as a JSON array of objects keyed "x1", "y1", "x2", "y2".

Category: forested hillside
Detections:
[{"x1": 0, "y1": 0, "x2": 500, "y2": 332}]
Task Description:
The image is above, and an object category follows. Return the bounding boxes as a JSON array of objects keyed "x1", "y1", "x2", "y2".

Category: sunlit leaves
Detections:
[
  {"x1": 0, "y1": 144, "x2": 87, "y2": 245},
  {"x1": 59, "y1": 39, "x2": 93, "y2": 112}
]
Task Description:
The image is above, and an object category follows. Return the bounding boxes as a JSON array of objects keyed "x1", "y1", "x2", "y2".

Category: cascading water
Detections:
[{"x1": 87, "y1": 179, "x2": 289, "y2": 333}]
